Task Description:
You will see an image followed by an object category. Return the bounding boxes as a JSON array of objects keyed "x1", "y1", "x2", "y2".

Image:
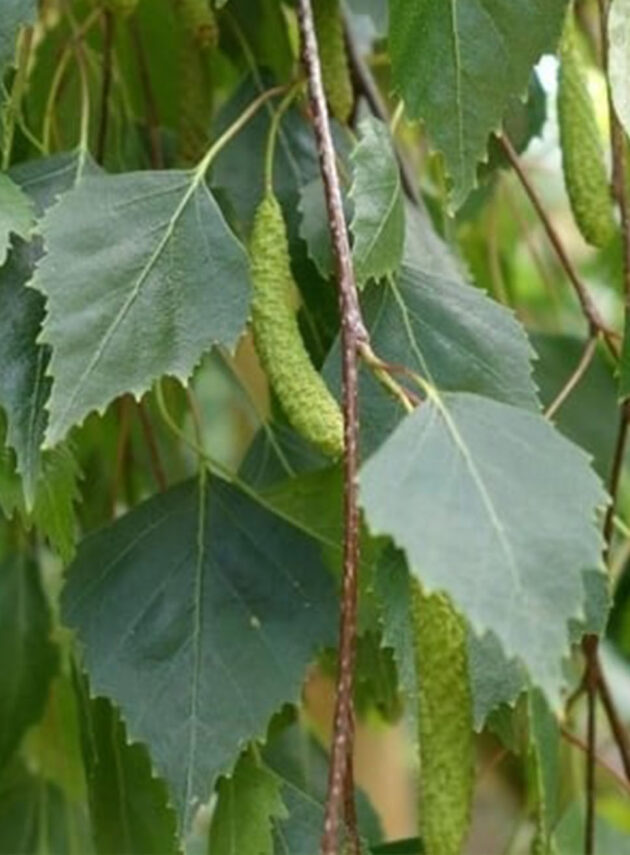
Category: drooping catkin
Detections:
[
  {"x1": 412, "y1": 582, "x2": 474, "y2": 855},
  {"x1": 313, "y1": 0, "x2": 354, "y2": 123},
  {"x1": 175, "y1": 0, "x2": 218, "y2": 49},
  {"x1": 250, "y1": 193, "x2": 344, "y2": 459},
  {"x1": 557, "y1": 13, "x2": 616, "y2": 248}
]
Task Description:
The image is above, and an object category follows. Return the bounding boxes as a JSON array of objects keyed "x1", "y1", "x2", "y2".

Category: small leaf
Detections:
[
  {"x1": 389, "y1": 0, "x2": 568, "y2": 207},
  {"x1": 75, "y1": 687, "x2": 180, "y2": 855},
  {"x1": 209, "y1": 749, "x2": 287, "y2": 855},
  {"x1": 299, "y1": 178, "x2": 334, "y2": 279},
  {"x1": 360, "y1": 392, "x2": 606, "y2": 704},
  {"x1": 609, "y1": 0, "x2": 630, "y2": 139},
  {"x1": 0, "y1": 174, "x2": 34, "y2": 266},
  {"x1": 31, "y1": 170, "x2": 251, "y2": 447},
  {"x1": 62, "y1": 476, "x2": 337, "y2": 833},
  {"x1": 0, "y1": 0, "x2": 37, "y2": 72},
  {"x1": 350, "y1": 116, "x2": 405, "y2": 286},
  {"x1": 0, "y1": 555, "x2": 58, "y2": 768}
]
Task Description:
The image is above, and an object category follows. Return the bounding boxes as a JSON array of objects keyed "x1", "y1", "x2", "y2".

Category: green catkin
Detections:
[
  {"x1": 175, "y1": 0, "x2": 218, "y2": 50},
  {"x1": 250, "y1": 193, "x2": 344, "y2": 459},
  {"x1": 557, "y1": 13, "x2": 616, "y2": 248},
  {"x1": 313, "y1": 0, "x2": 354, "y2": 123},
  {"x1": 412, "y1": 582, "x2": 474, "y2": 855}
]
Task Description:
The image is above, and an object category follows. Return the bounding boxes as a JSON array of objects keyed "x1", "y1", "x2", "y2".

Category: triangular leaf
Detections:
[
  {"x1": 31, "y1": 170, "x2": 251, "y2": 446},
  {"x1": 389, "y1": 0, "x2": 568, "y2": 206},
  {"x1": 360, "y1": 392, "x2": 606, "y2": 703},
  {"x1": 350, "y1": 116, "x2": 404, "y2": 286},
  {"x1": 61, "y1": 476, "x2": 337, "y2": 832}
]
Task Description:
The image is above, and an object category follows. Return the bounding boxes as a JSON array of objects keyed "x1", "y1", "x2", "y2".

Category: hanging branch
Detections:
[
  {"x1": 296, "y1": 2, "x2": 368, "y2": 852},
  {"x1": 499, "y1": 135, "x2": 619, "y2": 359}
]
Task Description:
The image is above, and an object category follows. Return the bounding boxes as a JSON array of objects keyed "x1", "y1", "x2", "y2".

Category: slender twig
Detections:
[
  {"x1": 136, "y1": 401, "x2": 167, "y2": 492},
  {"x1": 602, "y1": 404, "x2": 630, "y2": 559},
  {"x1": 545, "y1": 335, "x2": 599, "y2": 420},
  {"x1": 343, "y1": 19, "x2": 419, "y2": 205},
  {"x1": 582, "y1": 633, "x2": 598, "y2": 855},
  {"x1": 596, "y1": 669, "x2": 630, "y2": 782},
  {"x1": 2, "y1": 26, "x2": 34, "y2": 170},
  {"x1": 110, "y1": 397, "x2": 133, "y2": 518},
  {"x1": 297, "y1": 2, "x2": 369, "y2": 852},
  {"x1": 96, "y1": 9, "x2": 114, "y2": 164},
  {"x1": 561, "y1": 727, "x2": 630, "y2": 795},
  {"x1": 129, "y1": 18, "x2": 164, "y2": 169},
  {"x1": 499, "y1": 135, "x2": 619, "y2": 358}
]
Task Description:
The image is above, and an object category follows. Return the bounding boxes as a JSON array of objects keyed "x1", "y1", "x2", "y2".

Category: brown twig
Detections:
[
  {"x1": 596, "y1": 668, "x2": 630, "y2": 782},
  {"x1": 499, "y1": 135, "x2": 619, "y2": 359},
  {"x1": 582, "y1": 633, "x2": 599, "y2": 855},
  {"x1": 545, "y1": 335, "x2": 599, "y2": 420},
  {"x1": 296, "y1": 2, "x2": 368, "y2": 852},
  {"x1": 343, "y1": 20, "x2": 419, "y2": 206},
  {"x1": 96, "y1": 9, "x2": 114, "y2": 165},
  {"x1": 136, "y1": 401, "x2": 167, "y2": 492},
  {"x1": 561, "y1": 727, "x2": 630, "y2": 795}
]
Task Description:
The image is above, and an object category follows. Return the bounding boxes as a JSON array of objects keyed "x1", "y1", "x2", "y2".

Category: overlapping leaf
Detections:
[
  {"x1": 62, "y1": 476, "x2": 337, "y2": 832},
  {"x1": 389, "y1": 0, "x2": 568, "y2": 206},
  {"x1": 350, "y1": 116, "x2": 404, "y2": 286},
  {"x1": 0, "y1": 175, "x2": 33, "y2": 266},
  {"x1": 360, "y1": 392, "x2": 606, "y2": 704},
  {"x1": 32, "y1": 170, "x2": 251, "y2": 447},
  {"x1": 609, "y1": 0, "x2": 630, "y2": 138},
  {"x1": 0, "y1": 0, "x2": 37, "y2": 71}
]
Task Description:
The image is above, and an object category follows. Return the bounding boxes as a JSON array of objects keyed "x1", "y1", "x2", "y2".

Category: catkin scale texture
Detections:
[
  {"x1": 412, "y1": 583, "x2": 474, "y2": 855},
  {"x1": 558, "y1": 16, "x2": 616, "y2": 249},
  {"x1": 313, "y1": 0, "x2": 353, "y2": 123},
  {"x1": 250, "y1": 194, "x2": 344, "y2": 459}
]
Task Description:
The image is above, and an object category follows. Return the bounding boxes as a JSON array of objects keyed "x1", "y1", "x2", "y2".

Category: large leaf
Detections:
[
  {"x1": 209, "y1": 749, "x2": 287, "y2": 855},
  {"x1": 61, "y1": 476, "x2": 337, "y2": 832},
  {"x1": 0, "y1": 174, "x2": 33, "y2": 266},
  {"x1": 389, "y1": 0, "x2": 568, "y2": 206},
  {"x1": 0, "y1": 0, "x2": 37, "y2": 72},
  {"x1": 75, "y1": 689, "x2": 180, "y2": 855},
  {"x1": 360, "y1": 392, "x2": 606, "y2": 703},
  {"x1": 609, "y1": 0, "x2": 630, "y2": 139},
  {"x1": 528, "y1": 689, "x2": 560, "y2": 853},
  {"x1": 0, "y1": 556, "x2": 58, "y2": 768},
  {"x1": 350, "y1": 116, "x2": 404, "y2": 286},
  {"x1": 32, "y1": 170, "x2": 251, "y2": 446}
]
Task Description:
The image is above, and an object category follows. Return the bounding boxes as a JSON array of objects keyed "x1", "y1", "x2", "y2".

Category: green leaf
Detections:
[
  {"x1": 528, "y1": 689, "x2": 560, "y2": 853},
  {"x1": 347, "y1": 0, "x2": 388, "y2": 36},
  {"x1": 553, "y1": 801, "x2": 630, "y2": 854},
  {"x1": 208, "y1": 749, "x2": 287, "y2": 855},
  {"x1": 61, "y1": 476, "x2": 337, "y2": 833},
  {"x1": 350, "y1": 116, "x2": 405, "y2": 286},
  {"x1": 298, "y1": 178, "x2": 335, "y2": 280},
  {"x1": 360, "y1": 392, "x2": 606, "y2": 703},
  {"x1": 0, "y1": 174, "x2": 34, "y2": 266},
  {"x1": 0, "y1": 0, "x2": 36, "y2": 72},
  {"x1": 609, "y1": 0, "x2": 630, "y2": 139},
  {"x1": 467, "y1": 629, "x2": 525, "y2": 731},
  {"x1": 31, "y1": 443, "x2": 81, "y2": 563},
  {"x1": 75, "y1": 688, "x2": 180, "y2": 855},
  {"x1": 0, "y1": 760, "x2": 93, "y2": 855},
  {"x1": 0, "y1": 555, "x2": 58, "y2": 768},
  {"x1": 389, "y1": 0, "x2": 568, "y2": 207},
  {"x1": 0, "y1": 241, "x2": 48, "y2": 507},
  {"x1": 32, "y1": 170, "x2": 251, "y2": 447},
  {"x1": 326, "y1": 258, "x2": 538, "y2": 457}
]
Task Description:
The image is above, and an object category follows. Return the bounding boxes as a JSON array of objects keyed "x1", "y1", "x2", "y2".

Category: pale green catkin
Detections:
[
  {"x1": 557, "y1": 13, "x2": 616, "y2": 248},
  {"x1": 176, "y1": 40, "x2": 213, "y2": 166},
  {"x1": 313, "y1": 0, "x2": 354, "y2": 123},
  {"x1": 250, "y1": 193, "x2": 344, "y2": 459},
  {"x1": 175, "y1": 0, "x2": 219, "y2": 49},
  {"x1": 412, "y1": 582, "x2": 475, "y2": 855}
]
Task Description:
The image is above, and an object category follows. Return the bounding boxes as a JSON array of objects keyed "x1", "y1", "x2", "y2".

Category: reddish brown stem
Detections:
[
  {"x1": 499, "y1": 135, "x2": 619, "y2": 358},
  {"x1": 597, "y1": 668, "x2": 630, "y2": 783},
  {"x1": 561, "y1": 727, "x2": 630, "y2": 795},
  {"x1": 136, "y1": 401, "x2": 167, "y2": 492},
  {"x1": 296, "y1": 2, "x2": 368, "y2": 852}
]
